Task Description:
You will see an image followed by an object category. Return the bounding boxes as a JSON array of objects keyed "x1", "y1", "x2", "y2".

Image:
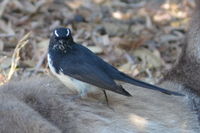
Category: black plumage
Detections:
[{"x1": 48, "y1": 27, "x2": 184, "y2": 99}]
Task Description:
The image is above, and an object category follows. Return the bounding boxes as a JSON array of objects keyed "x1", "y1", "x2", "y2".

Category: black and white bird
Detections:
[{"x1": 48, "y1": 27, "x2": 183, "y2": 105}]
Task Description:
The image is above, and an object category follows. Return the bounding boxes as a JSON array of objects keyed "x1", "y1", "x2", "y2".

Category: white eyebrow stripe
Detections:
[
  {"x1": 66, "y1": 29, "x2": 70, "y2": 36},
  {"x1": 54, "y1": 30, "x2": 59, "y2": 37}
]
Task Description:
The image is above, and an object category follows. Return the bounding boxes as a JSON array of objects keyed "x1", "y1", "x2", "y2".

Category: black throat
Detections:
[{"x1": 49, "y1": 37, "x2": 74, "y2": 54}]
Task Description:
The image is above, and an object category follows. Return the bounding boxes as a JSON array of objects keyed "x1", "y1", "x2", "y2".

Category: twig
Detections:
[
  {"x1": 32, "y1": 50, "x2": 47, "y2": 75},
  {"x1": 6, "y1": 32, "x2": 31, "y2": 82}
]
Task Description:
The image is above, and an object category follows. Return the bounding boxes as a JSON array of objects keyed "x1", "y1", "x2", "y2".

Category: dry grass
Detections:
[{"x1": 6, "y1": 32, "x2": 31, "y2": 82}]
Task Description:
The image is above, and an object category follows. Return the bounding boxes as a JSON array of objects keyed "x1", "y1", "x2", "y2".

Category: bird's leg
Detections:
[
  {"x1": 103, "y1": 90, "x2": 114, "y2": 110},
  {"x1": 103, "y1": 90, "x2": 109, "y2": 106}
]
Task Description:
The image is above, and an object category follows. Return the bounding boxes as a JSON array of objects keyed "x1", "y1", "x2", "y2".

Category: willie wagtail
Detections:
[{"x1": 48, "y1": 27, "x2": 184, "y2": 105}]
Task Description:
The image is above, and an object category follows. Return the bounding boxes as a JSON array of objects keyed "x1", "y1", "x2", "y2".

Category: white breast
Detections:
[
  {"x1": 47, "y1": 54, "x2": 57, "y2": 75},
  {"x1": 47, "y1": 54, "x2": 98, "y2": 96}
]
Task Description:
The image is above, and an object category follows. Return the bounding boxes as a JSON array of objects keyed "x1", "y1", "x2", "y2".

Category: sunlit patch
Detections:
[
  {"x1": 129, "y1": 114, "x2": 148, "y2": 130},
  {"x1": 112, "y1": 11, "x2": 131, "y2": 20},
  {"x1": 66, "y1": 0, "x2": 83, "y2": 9}
]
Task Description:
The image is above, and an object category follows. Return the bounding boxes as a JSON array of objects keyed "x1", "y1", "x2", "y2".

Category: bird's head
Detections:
[{"x1": 49, "y1": 27, "x2": 74, "y2": 52}]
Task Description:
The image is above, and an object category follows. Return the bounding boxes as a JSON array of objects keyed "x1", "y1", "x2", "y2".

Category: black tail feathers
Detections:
[
  {"x1": 115, "y1": 85, "x2": 132, "y2": 97},
  {"x1": 118, "y1": 73, "x2": 184, "y2": 96}
]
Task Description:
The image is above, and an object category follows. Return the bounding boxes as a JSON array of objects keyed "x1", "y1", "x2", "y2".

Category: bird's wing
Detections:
[
  {"x1": 61, "y1": 44, "x2": 183, "y2": 96},
  {"x1": 59, "y1": 56, "x2": 131, "y2": 96}
]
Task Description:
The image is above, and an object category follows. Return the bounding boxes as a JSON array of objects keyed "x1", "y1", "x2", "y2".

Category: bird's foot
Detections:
[
  {"x1": 104, "y1": 101, "x2": 114, "y2": 111},
  {"x1": 100, "y1": 90, "x2": 114, "y2": 111}
]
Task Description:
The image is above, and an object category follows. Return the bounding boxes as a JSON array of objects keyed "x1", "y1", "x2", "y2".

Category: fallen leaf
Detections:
[
  {"x1": 87, "y1": 45, "x2": 103, "y2": 54},
  {"x1": 132, "y1": 48, "x2": 164, "y2": 68}
]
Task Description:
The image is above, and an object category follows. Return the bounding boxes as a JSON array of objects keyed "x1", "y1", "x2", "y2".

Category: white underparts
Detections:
[{"x1": 47, "y1": 54, "x2": 98, "y2": 96}]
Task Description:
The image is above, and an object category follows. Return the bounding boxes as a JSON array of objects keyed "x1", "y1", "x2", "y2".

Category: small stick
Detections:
[{"x1": 32, "y1": 50, "x2": 47, "y2": 75}]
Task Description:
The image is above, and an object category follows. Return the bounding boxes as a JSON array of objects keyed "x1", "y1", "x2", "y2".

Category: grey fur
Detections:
[
  {"x1": 165, "y1": 0, "x2": 200, "y2": 94},
  {"x1": 0, "y1": 76, "x2": 199, "y2": 133}
]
